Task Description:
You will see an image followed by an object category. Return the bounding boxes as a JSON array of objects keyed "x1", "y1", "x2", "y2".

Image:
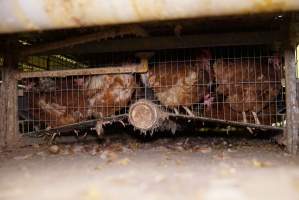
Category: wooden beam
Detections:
[
  {"x1": 17, "y1": 58, "x2": 149, "y2": 79},
  {"x1": 34, "y1": 31, "x2": 284, "y2": 55},
  {"x1": 285, "y1": 46, "x2": 299, "y2": 154},
  {"x1": 290, "y1": 12, "x2": 299, "y2": 45},
  {"x1": 0, "y1": 52, "x2": 20, "y2": 148}
]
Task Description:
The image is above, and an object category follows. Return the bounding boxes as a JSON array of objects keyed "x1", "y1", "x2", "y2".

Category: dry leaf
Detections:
[
  {"x1": 94, "y1": 165, "x2": 103, "y2": 171},
  {"x1": 32, "y1": 144, "x2": 40, "y2": 149},
  {"x1": 128, "y1": 142, "x2": 140, "y2": 151},
  {"x1": 71, "y1": 144, "x2": 84, "y2": 153},
  {"x1": 252, "y1": 159, "x2": 272, "y2": 168},
  {"x1": 36, "y1": 151, "x2": 46, "y2": 157},
  {"x1": 89, "y1": 146, "x2": 99, "y2": 156},
  {"x1": 83, "y1": 186, "x2": 102, "y2": 200},
  {"x1": 220, "y1": 167, "x2": 236, "y2": 177},
  {"x1": 175, "y1": 159, "x2": 183, "y2": 165},
  {"x1": 199, "y1": 146, "x2": 212, "y2": 154},
  {"x1": 100, "y1": 150, "x2": 118, "y2": 163},
  {"x1": 13, "y1": 154, "x2": 32, "y2": 160},
  {"x1": 109, "y1": 143, "x2": 123, "y2": 152},
  {"x1": 118, "y1": 158, "x2": 130, "y2": 166},
  {"x1": 48, "y1": 145, "x2": 60, "y2": 154},
  {"x1": 227, "y1": 148, "x2": 237, "y2": 153}
]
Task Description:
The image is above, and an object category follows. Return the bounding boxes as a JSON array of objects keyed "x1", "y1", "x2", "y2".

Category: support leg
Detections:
[
  {"x1": 284, "y1": 47, "x2": 299, "y2": 154},
  {"x1": 0, "y1": 52, "x2": 20, "y2": 148}
]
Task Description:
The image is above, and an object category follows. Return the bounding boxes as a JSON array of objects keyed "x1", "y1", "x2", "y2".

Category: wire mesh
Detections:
[
  {"x1": 0, "y1": 57, "x2": 3, "y2": 96},
  {"x1": 18, "y1": 46, "x2": 286, "y2": 134}
]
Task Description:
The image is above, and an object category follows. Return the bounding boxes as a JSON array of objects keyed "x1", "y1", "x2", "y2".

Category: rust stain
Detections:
[
  {"x1": 231, "y1": 0, "x2": 288, "y2": 15},
  {"x1": 252, "y1": 0, "x2": 287, "y2": 13},
  {"x1": 130, "y1": 0, "x2": 166, "y2": 21},
  {"x1": 44, "y1": 0, "x2": 88, "y2": 27},
  {"x1": 130, "y1": 0, "x2": 143, "y2": 19},
  {"x1": 11, "y1": 0, "x2": 39, "y2": 31}
]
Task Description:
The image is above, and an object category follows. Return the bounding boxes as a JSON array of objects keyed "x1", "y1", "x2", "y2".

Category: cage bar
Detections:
[{"x1": 0, "y1": 11, "x2": 298, "y2": 153}]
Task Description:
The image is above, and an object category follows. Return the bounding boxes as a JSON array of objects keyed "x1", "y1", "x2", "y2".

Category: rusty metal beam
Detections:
[
  {"x1": 23, "y1": 31, "x2": 284, "y2": 55},
  {"x1": 0, "y1": 0, "x2": 299, "y2": 34},
  {"x1": 17, "y1": 59, "x2": 148, "y2": 79}
]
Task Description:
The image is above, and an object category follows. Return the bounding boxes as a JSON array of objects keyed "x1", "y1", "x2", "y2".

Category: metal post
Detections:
[
  {"x1": 284, "y1": 46, "x2": 299, "y2": 154},
  {"x1": 0, "y1": 52, "x2": 20, "y2": 148}
]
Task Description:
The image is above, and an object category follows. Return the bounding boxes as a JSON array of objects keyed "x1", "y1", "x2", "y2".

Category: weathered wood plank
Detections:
[
  {"x1": 0, "y1": 53, "x2": 20, "y2": 148},
  {"x1": 17, "y1": 58, "x2": 149, "y2": 79},
  {"x1": 285, "y1": 46, "x2": 299, "y2": 154}
]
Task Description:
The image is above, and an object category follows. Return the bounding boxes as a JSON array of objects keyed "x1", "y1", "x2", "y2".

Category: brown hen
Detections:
[
  {"x1": 213, "y1": 56, "x2": 282, "y2": 114},
  {"x1": 141, "y1": 50, "x2": 212, "y2": 115},
  {"x1": 208, "y1": 55, "x2": 283, "y2": 126},
  {"x1": 26, "y1": 74, "x2": 136, "y2": 129}
]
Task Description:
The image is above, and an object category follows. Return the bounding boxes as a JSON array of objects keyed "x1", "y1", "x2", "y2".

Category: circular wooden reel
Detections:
[{"x1": 128, "y1": 99, "x2": 161, "y2": 132}]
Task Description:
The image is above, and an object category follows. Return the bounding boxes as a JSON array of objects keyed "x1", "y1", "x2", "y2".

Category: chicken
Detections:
[
  {"x1": 25, "y1": 77, "x2": 83, "y2": 92},
  {"x1": 83, "y1": 74, "x2": 136, "y2": 118},
  {"x1": 30, "y1": 92, "x2": 86, "y2": 128},
  {"x1": 25, "y1": 74, "x2": 136, "y2": 129},
  {"x1": 208, "y1": 54, "x2": 283, "y2": 126},
  {"x1": 26, "y1": 78, "x2": 87, "y2": 128},
  {"x1": 141, "y1": 50, "x2": 213, "y2": 115}
]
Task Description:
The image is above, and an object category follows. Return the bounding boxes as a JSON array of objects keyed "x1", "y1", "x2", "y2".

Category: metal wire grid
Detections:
[
  {"x1": 18, "y1": 46, "x2": 286, "y2": 134},
  {"x1": 146, "y1": 47, "x2": 285, "y2": 127},
  {"x1": 0, "y1": 61, "x2": 3, "y2": 95},
  {"x1": 18, "y1": 76, "x2": 134, "y2": 133}
]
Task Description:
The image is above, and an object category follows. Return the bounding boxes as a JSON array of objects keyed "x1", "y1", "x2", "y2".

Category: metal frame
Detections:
[
  {"x1": 18, "y1": 46, "x2": 286, "y2": 136},
  {"x1": 0, "y1": 12, "x2": 298, "y2": 154}
]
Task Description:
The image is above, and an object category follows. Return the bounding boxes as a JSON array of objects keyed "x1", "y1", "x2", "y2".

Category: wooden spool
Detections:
[{"x1": 128, "y1": 99, "x2": 161, "y2": 132}]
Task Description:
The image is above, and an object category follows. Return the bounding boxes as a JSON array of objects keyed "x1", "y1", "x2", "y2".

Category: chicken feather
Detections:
[{"x1": 142, "y1": 50, "x2": 212, "y2": 109}]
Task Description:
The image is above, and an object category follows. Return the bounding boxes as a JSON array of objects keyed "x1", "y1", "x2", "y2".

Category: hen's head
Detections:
[
  {"x1": 74, "y1": 77, "x2": 85, "y2": 87},
  {"x1": 268, "y1": 53, "x2": 282, "y2": 71},
  {"x1": 200, "y1": 49, "x2": 212, "y2": 60},
  {"x1": 196, "y1": 49, "x2": 212, "y2": 71},
  {"x1": 203, "y1": 94, "x2": 214, "y2": 110}
]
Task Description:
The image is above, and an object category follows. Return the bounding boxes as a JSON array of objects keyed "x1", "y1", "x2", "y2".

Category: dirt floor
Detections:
[{"x1": 1, "y1": 128, "x2": 299, "y2": 200}]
